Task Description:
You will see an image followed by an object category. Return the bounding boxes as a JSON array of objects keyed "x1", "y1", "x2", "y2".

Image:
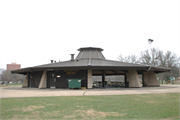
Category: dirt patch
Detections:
[
  {"x1": 63, "y1": 109, "x2": 126, "y2": 119},
  {"x1": 23, "y1": 106, "x2": 45, "y2": 112}
]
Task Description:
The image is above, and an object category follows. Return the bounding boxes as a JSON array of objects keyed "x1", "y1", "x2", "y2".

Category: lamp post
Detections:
[{"x1": 147, "y1": 39, "x2": 154, "y2": 71}]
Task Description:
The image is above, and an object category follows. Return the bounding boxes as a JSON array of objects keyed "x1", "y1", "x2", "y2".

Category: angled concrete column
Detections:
[
  {"x1": 87, "y1": 69, "x2": 92, "y2": 89},
  {"x1": 126, "y1": 70, "x2": 142, "y2": 88},
  {"x1": 22, "y1": 73, "x2": 28, "y2": 88},
  {"x1": 143, "y1": 71, "x2": 159, "y2": 87},
  {"x1": 39, "y1": 71, "x2": 47, "y2": 89}
]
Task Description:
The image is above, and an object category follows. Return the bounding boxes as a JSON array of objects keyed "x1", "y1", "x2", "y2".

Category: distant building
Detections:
[{"x1": 7, "y1": 63, "x2": 21, "y2": 70}]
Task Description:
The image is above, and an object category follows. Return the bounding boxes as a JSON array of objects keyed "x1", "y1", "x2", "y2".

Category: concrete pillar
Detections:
[
  {"x1": 126, "y1": 70, "x2": 142, "y2": 88},
  {"x1": 38, "y1": 71, "x2": 47, "y2": 89},
  {"x1": 87, "y1": 69, "x2": 92, "y2": 89},
  {"x1": 143, "y1": 71, "x2": 160, "y2": 87},
  {"x1": 22, "y1": 73, "x2": 28, "y2": 88},
  {"x1": 102, "y1": 73, "x2": 105, "y2": 88},
  {"x1": 124, "y1": 73, "x2": 127, "y2": 87}
]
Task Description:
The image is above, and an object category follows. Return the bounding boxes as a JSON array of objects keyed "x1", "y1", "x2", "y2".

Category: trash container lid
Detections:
[{"x1": 168, "y1": 77, "x2": 175, "y2": 80}]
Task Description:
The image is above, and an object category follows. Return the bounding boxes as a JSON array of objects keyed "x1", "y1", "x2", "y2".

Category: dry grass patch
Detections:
[
  {"x1": 48, "y1": 111, "x2": 61, "y2": 117},
  {"x1": 63, "y1": 109, "x2": 126, "y2": 119},
  {"x1": 6, "y1": 107, "x2": 19, "y2": 112},
  {"x1": 23, "y1": 105, "x2": 44, "y2": 112},
  {"x1": 42, "y1": 110, "x2": 65, "y2": 118},
  {"x1": 11, "y1": 111, "x2": 41, "y2": 120},
  {"x1": 6, "y1": 106, "x2": 44, "y2": 112},
  {"x1": 14, "y1": 99, "x2": 23, "y2": 101},
  {"x1": 147, "y1": 101, "x2": 156, "y2": 104},
  {"x1": 76, "y1": 105, "x2": 86, "y2": 108}
]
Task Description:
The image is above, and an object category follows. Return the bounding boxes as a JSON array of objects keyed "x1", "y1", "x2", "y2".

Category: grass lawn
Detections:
[
  {"x1": 0, "y1": 84, "x2": 22, "y2": 87},
  {"x1": 1, "y1": 93, "x2": 179, "y2": 120}
]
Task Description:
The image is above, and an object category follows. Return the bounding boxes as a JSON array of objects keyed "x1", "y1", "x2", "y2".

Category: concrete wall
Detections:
[
  {"x1": 143, "y1": 71, "x2": 160, "y2": 87},
  {"x1": 22, "y1": 73, "x2": 28, "y2": 88},
  {"x1": 126, "y1": 70, "x2": 142, "y2": 88},
  {"x1": 87, "y1": 69, "x2": 92, "y2": 88},
  {"x1": 39, "y1": 71, "x2": 47, "y2": 88}
]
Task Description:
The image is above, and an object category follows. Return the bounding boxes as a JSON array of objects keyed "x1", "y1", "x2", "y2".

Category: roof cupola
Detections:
[{"x1": 76, "y1": 47, "x2": 105, "y2": 60}]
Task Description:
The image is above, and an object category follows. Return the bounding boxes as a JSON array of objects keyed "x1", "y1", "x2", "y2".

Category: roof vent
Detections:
[
  {"x1": 50, "y1": 60, "x2": 54, "y2": 63},
  {"x1": 70, "y1": 54, "x2": 75, "y2": 61}
]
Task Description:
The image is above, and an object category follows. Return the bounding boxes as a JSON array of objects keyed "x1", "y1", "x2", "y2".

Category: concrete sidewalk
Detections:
[{"x1": 0, "y1": 85, "x2": 179, "y2": 98}]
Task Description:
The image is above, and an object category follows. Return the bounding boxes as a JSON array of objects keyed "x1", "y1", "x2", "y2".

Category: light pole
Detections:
[{"x1": 147, "y1": 39, "x2": 153, "y2": 71}]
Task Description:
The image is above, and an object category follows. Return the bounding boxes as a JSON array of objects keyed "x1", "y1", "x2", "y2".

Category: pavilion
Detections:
[{"x1": 11, "y1": 47, "x2": 171, "y2": 89}]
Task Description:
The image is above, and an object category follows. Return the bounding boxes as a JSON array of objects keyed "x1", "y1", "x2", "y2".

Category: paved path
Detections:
[{"x1": 0, "y1": 85, "x2": 179, "y2": 98}]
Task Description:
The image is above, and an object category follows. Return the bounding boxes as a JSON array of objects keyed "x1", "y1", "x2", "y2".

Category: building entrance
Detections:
[{"x1": 50, "y1": 72, "x2": 56, "y2": 88}]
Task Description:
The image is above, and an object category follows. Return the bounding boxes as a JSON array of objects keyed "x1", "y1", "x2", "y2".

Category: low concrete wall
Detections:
[
  {"x1": 126, "y1": 70, "x2": 142, "y2": 88},
  {"x1": 143, "y1": 71, "x2": 160, "y2": 87},
  {"x1": 22, "y1": 73, "x2": 28, "y2": 88},
  {"x1": 38, "y1": 71, "x2": 47, "y2": 88}
]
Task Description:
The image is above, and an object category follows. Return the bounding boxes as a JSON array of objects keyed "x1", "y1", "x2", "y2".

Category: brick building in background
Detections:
[{"x1": 7, "y1": 63, "x2": 21, "y2": 70}]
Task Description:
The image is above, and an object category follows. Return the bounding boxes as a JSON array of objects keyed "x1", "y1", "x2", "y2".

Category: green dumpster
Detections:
[{"x1": 67, "y1": 79, "x2": 82, "y2": 89}]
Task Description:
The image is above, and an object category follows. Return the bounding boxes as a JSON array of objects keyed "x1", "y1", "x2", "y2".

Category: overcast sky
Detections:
[{"x1": 0, "y1": 0, "x2": 180, "y2": 69}]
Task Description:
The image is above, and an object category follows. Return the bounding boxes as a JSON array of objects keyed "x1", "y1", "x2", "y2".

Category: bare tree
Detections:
[
  {"x1": 1, "y1": 71, "x2": 12, "y2": 84},
  {"x1": 1, "y1": 70, "x2": 25, "y2": 84},
  {"x1": 158, "y1": 51, "x2": 180, "y2": 80},
  {"x1": 118, "y1": 47, "x2": 180, "y2": 80},
  {"x1": 139, "y1": 47, "x2": 160, "y2": 66},
  {"x1": 118, "y1": 54, "x2": 139, "y2": 64}
]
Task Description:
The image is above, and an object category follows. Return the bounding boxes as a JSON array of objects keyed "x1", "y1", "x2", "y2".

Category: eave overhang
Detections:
[{"x1": 11, "y1": 58, "x2": 171, "y2": 75}]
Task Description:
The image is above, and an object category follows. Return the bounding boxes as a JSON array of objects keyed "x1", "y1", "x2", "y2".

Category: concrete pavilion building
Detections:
[{"x1": 11, "y1": 47, "x2": 171, "y2": 89}]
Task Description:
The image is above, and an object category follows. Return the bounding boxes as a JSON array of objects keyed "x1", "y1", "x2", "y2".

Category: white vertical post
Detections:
[{"x1": 87, "y1": 69, "x2": 92, "y2": 89}]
